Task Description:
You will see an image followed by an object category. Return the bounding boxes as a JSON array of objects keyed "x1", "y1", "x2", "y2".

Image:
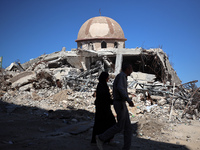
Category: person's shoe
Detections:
[
  {"x1": 107, "y1": 140, "x2": 120, "y2": 146},
  {"x1": 96, "y1": 135, "x2": 104, "y2": 150}
]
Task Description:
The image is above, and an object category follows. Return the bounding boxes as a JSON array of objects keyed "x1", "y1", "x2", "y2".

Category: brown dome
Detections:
[{"x1": 75, "y1": 16, "x2": 126, "y2": 42}]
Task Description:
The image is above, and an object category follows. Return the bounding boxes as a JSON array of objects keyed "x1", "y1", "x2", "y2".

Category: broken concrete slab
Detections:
[
  {"x1": 9, "y1": 71, "x2": 36, "y2": 88},
  {"x1": 130, "y1": 72, "x2": 156, "y2": 83},
  {"x1": 157, "y1": 98, "x2": 167, "y2": 106},
  {"x1": 19, "y1": 83, "x2": 33, "y2": 91},
  {"x1": 9, "y1": 71, "x2": 35, "y2": 83},
  {"x1": 5, "y1": 62, "x2": 24, "y2": 72}
]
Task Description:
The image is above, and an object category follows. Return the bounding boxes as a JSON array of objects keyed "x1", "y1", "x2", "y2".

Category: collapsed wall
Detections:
[
  {"x1": 76, "y1": 47, "x2": 181, "y2": 85},
  {"x1": 5, "y1": 47, "x2": 181, "y2": 85}
]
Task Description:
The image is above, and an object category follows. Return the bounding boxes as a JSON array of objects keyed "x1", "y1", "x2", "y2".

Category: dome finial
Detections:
[{"x1": 99, "y1": 9, "x2": 101, "y2": 16}]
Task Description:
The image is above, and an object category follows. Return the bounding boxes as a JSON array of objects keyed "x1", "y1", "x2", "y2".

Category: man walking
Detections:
[{"x1": 96, "y1": 63, "x2": 134, "y2": 150}]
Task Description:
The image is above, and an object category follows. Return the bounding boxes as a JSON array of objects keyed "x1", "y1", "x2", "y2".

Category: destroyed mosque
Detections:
[
  {"x1": 6, "y1": 16, "x2": 181, "y2": 85},
  {"x1": 1, "y1": 16, "x2": 199, "y2": 121}
]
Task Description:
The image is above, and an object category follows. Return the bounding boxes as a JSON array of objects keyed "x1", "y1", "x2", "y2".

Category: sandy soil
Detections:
[{"x1": 0, "y1": 100, "x2": 200, "y2": 150}]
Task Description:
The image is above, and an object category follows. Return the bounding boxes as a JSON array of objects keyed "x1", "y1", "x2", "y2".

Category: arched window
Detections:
[
  {"x1": 78, "y1": 43, "x2": 82, "y2": 49},
  {"x1": 88, "y1": 42, "x2": 94, "y2": 50},
  {"x1": 114, "y1": 42, "x2": 118, "y2": 48},
  {"x1": 101, "y1": 41, "x2": 107, "y2": 48}
]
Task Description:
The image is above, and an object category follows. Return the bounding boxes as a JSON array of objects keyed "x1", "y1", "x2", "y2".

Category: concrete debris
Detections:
[
  {"x1": 9, "y1": 71, "x2": 36, "y2": 89},
  {"x1": 0, "y1": 47, "x2": 199, "y2": 127},
  {"x1": 5, "y1": 62, "x2": 24, "y2": 72}
]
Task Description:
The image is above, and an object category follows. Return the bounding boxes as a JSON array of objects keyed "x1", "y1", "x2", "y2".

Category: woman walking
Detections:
[{"x1": 91, "y1": 72, "x2": 116, "y2": 143}]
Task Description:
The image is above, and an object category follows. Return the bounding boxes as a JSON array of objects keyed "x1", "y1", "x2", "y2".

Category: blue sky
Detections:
[{"x1": 0, "y1": 0, "x2": 200, "y2": 87}]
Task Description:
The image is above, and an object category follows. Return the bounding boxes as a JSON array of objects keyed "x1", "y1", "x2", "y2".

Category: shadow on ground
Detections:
[{"x1": 0, "y1": 99, "x2": 189, "y2": 150}]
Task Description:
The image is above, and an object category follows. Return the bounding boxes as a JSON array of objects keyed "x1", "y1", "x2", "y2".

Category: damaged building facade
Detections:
[{"x1": 74, "y1": 16, "x2": 181, "y2": 85}]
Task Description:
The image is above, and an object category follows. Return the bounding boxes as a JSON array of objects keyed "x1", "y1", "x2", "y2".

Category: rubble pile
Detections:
[{"x1": 0, "y1": 48, "x2": 199, "y2": 126}]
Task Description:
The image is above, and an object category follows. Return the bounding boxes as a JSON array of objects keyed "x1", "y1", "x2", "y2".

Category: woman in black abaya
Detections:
[{"x1": 91, "y1": 72, "x2": 116, "y2": 143}]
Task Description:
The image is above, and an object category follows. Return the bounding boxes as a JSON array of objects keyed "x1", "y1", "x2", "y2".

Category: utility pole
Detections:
[{"x1": 0, "y1": 56, "x2": 2, "y2": 68}]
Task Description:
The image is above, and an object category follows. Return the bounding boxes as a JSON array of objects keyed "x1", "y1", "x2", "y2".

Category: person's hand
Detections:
[{"x1": 128, "y1": 101, "x2": 134, "y2": 107}]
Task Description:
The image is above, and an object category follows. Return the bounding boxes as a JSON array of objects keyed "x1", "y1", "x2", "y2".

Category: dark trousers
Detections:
[{"x1": 99, "y1": 100, "x2": 132, "y2": 150}]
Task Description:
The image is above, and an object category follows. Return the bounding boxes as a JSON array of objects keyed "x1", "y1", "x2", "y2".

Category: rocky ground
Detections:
[{"x1": 0, "y1": 88, "x2": 200, "y2": 150}]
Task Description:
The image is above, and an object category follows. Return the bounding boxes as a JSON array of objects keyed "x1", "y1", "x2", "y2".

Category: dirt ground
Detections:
[{"x1": 0, "y1": 100, "x2": 200, "y2": 150}]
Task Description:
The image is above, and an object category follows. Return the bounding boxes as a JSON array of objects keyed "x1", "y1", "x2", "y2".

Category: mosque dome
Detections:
[{"x1": 75, "y1": 16, "x2": 126, "y2": 42}]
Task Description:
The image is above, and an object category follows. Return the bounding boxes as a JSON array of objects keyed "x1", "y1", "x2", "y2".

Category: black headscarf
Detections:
[
  {"x1": 98, "y1": 72, "x2": 109, "y2": 85},
  {"x1": 96, "y1": 72, "x2": 111, "y2": 105}
]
